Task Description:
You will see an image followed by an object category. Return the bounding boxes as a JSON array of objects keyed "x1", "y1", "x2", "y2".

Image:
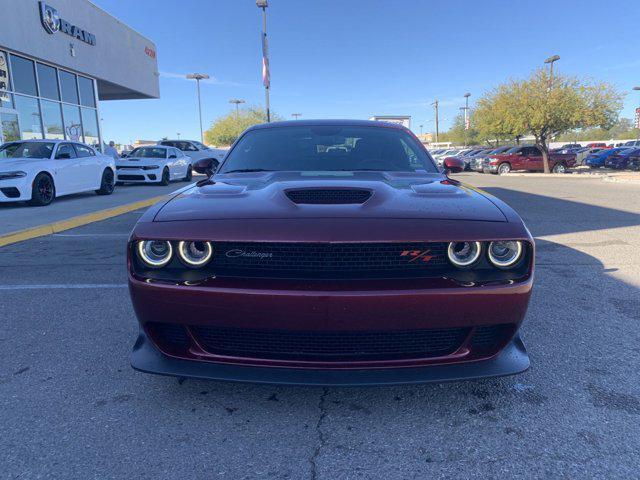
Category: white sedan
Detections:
[
  {"x1": 0, "y1": 140, "x2": 115, "y2": 206},
  {"x1": 115, "y1": 145, "x2": 192, "y2": 185}
]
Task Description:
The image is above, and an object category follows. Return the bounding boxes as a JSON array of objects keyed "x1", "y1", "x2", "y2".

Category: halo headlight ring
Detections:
[
  {"x1": 137, "y1": 240, "x2": 173, "y2": 268},
  {"x1": 487, "y1": 240, "x2": 523, "y2": 269},
  {"x1": 177, "y1": 240, "x2": 213, "y2": 268},
  {"x1": 447, "y1": 241, "x2": 482, "y2": 268}
]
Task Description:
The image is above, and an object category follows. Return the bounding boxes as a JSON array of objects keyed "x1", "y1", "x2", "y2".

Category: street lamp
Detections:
[
  {"x1": 186, "y1": 73, "x2": 210, "y2": 143},
  {"x1": 291, "y1": 113, "x2": 302, "y2": 120},
  {"x1": 431, "y1": 100, "x2": 439, "y2": 143},
  {"x1": 419, "y1": 124, "x2": 423, "y2": 135},
  {"x1": 544, "y1": 55, "x2": 560, "y2": 91},
  {"x1": 177, "y1": 132, "x2": 181, "y2": 139},
  {"x1": 257, "y1": 0, "x2": 271, "y2": 122},
  {"x1": 229, "y1": 99, "x2": 245, "y2": 117}
]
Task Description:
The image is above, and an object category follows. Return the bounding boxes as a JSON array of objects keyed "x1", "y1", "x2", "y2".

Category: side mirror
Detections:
[
  {"x1": 193, "y1": 157, "x2": 220, "y2": 176},
  {"x1": 57, "y1": 153, "x2": 71, "y2": 159},
  {"x1": 443, "y1": 157, "x2": 464, "y2": 174}
]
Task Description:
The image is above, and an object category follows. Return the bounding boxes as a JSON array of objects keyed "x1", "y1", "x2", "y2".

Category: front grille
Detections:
[
  {"x1": 147, "y1": 322, "x2": 190, "y2": 350},
  {"x1": 211, "y1": 242, "x2": 449, "y2": 279},
  {"x1": 286, "y1": 188, "x2": 372, "y2": 204},
  {"x1": 117, "y1": 166, "x2": 142, "y2": 170},
  {"x1": 471, "y1": 324, "x2": 515, "y2": 351},
  {"x1": 117, "y1": 174, "x2": 146, "y2": 180},
  {"x1": 190, "y1": 326, "x2": 469, "y2": 361}
]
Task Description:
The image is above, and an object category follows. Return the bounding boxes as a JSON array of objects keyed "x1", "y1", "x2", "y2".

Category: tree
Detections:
[
  {"x1": 476, "y1": 69, "x2": 623, "y2": 173},
  {"x1": 204, "y1": 106, "x2": 279, "y2": 146},
  {"x1": 474, "y1": 85, "x2": 526, "y2": 146}
]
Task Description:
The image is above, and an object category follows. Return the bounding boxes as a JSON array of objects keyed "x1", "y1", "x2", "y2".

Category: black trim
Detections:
[{"x1": 131, "y1": 328, "x2": 529, "y2": 386}]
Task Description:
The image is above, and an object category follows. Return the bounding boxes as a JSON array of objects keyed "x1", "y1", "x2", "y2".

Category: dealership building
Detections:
[{"x1": 0, "y1": 0, "x2": 159, "y2": 148}]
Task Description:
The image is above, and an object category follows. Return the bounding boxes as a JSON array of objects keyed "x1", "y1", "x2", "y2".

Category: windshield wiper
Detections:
[{"x1": 222, "y1": 168, "x2": 275, "y2": 173}]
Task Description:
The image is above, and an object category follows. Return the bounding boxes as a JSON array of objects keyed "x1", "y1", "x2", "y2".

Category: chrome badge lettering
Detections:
[{"x1": 226, "y1": 249, "x2": 273, "y2": 259}]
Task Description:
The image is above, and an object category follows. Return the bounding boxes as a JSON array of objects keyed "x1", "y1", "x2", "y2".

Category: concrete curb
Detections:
[{"x1": 0, "y1": 195, "x2": 167, "y2": 248}]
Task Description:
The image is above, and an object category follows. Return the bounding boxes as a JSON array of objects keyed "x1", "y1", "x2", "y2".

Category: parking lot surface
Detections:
[{"x1": 2, "y1": 173, "x2": 640, "y2": 479}]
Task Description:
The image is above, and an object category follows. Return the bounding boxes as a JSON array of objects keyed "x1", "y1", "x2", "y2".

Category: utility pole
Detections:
[
  {"x1": 419, "y1": 124, "x2": 423, "y2": 135},
  {"x1": 291, "y1": 113, "x2": 302, "y2": 120},
  {"x1": 257, "y1": 0, "x2": 271, "y2": 122},
  {"x1": 431, "y1": 100, "x2": 439, "y2": 144},
  {"x1": 544, "y1": 55, "x2": 560, "y2": 92},
  {"x1": 186, "y1": 73, "x2": 210, "y2": 143},
  {"x1": 229, "y1": 99, "x2": 245, "y2": 118}
]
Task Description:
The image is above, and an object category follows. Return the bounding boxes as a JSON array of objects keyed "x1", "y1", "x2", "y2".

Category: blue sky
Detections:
[{"x1": 95, "y1": 0, "x2": 640, "y2": 143}]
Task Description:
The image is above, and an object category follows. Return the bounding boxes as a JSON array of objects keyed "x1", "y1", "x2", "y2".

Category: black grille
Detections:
[
  {"x1": 147, "y1": 322, "x2": 190, "y2": 349},
  {"x1": 117, "y1": 174, "x2": 146, "y2": 180},
  {"x1": 471, "y1": 324, "x2": 514, "y2": 350},
  {"x1": 0, "y1": 187, "x2": 20, "y2": 198},
  {"x1": 211, "y1": 242, "x2": 449, "y2": 279},
  {"x1": 117, "y1": 166, "x2": 142, "y2": 170},
  {"x1": 190, "y1": 326, "x2": 469, "y2": 361},
  {"x1": 286, "y1": 188, "x2": 372, "y2": 204}
]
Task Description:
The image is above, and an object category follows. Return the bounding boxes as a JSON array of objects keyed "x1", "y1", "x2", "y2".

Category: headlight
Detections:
[
  {"x1": 177, "y1": 241, "x2": 213, "y2": 267},
  {"x1": 142, "y1": 165, "x2": 159, "y2": 170},
  {"x1": 447, "y1": 241, "x2": 481, "y2": 267},
  {"x1": 0, "y1": 171, "x2": 27, "y2": 180},
  {"x1": 137, "y1": 240, "x2": 173, "y2": 268},
  {"x1": 488, "y1": 241, "x2": 523, "y2": 268}
]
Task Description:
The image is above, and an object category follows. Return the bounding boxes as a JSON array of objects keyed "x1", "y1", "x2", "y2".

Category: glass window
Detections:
[
  {"x1": 59, "y1": 70, "x2": 79, "y2": 104},
  {"x1": 0, "y1": 91, "x2": 13, "y2": 109},
  {"x1": 221, "y1": 126, "x2": 439, "y2": 173},
  {"x1": 130, "y1": 147, "x2": 167, "y2": 158},
  {"x1": 80, "y1": 107, "x2": 99, "y2": 146},
  {"x1": 36, "y1": 63, "x2": 60, "y2": 100},
  {"x1": 14, "y1": 95, "x2": 42, "y2": 140},
  {"x1": 41, "y1": 100, "x2": 64, "y2": 140},
  {"x1": 74, "y1": 144, "x2": 94, "y2": 158},
  {"x1": 9, "y1": 55, "x2": 37, "y2": 96},
  {"x1": 55, "y1": 143, "x2": 77, "y2": 159},
  {"x1": 1, "y1": 141, "x2": 54, "y2": 159},
  {"x1": 78, "y1": 76, "x2": 95, "y2": 107},
  {"x1": 0, "y1": 51, "x2": 11, "y2": 98},
  {"x1": 62, "y1": 104, "x2": 83, "y2": 141},
  {"x1": 1, "y1": 113, "x2": 20, "y2": 142}
]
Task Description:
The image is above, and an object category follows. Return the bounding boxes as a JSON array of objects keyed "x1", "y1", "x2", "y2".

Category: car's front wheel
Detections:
[
  {"x1": 96, "y1": 168, "x2": 115, "y2": 195},
  {"x1": 497, "y1": 162, "x2": 511, "y2": 175},
  {"x1": 29, "y1": 172, "x2": 56, "y2": 206},
  {"x1": 552, "y1": 163, "x2": 567, "y2": 174},
  {"x1": 160, "y1": 167, "x2": 170, "y2": 186},
  {"x1": 184, "y1": 165, "x2": 193, "y2": 181}
]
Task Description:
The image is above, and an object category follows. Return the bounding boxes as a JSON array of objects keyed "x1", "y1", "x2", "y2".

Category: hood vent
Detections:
[{"x1": 285, "y1": 188, "x2": 372, "y2": 205}]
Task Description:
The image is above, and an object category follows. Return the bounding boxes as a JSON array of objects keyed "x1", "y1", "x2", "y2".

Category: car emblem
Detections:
[
  {"x1": 39, "y1": 2, "x2": 60, "y2": 34},
  {"x1": 400, "y1": 250, "x2": 433, "y2": 263},
  {"x1": 225, "y1": 249, "x2": 273, "y2": 259}
]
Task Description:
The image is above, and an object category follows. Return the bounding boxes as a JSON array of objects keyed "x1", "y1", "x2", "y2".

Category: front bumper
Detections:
[
  {"x1": 131, "y1": 327, "x2": 529, "y2": 386},
  {"x1": 0, "y1": 177, "x2": 31, "y2": 202},
  {"x1": 116, "y1": 167, "x2": 160, "y2": 183}
]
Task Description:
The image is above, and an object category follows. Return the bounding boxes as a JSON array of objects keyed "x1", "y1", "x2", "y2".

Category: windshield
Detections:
[
  {"x1": 130, "y1": 147, "x2": 167, "y2": 158},
  {"x1": 0, "y1": 142, "x2": 54, "y2": 159},
  {"x1": 220, "y1": 126, "x2": 438, "y2": 173}
]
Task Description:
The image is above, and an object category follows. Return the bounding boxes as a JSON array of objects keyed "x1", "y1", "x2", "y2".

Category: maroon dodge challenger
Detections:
[{"x1": 128, "y1": 120, "x2": 534, "y2": 385}]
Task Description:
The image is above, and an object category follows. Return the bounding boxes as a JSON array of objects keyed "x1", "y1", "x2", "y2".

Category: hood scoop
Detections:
[{"x1": 285, "y1": 188, "x2": 372, "y2": 205}]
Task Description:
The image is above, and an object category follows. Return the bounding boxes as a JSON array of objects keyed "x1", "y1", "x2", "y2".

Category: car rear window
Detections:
[
  {"x1": 220, "y1": 126, "x2": 438, "y2": 173},
  {"x1": 130, "y1": 147, "x2": 167, "y2": 158}
]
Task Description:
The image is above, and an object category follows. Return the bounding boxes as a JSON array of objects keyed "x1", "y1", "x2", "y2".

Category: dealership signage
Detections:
[
  {"x1": 0, "y1": 52, "x2": 9, "y2": 97},
  {"x1": 39, "y1": 2, "x2": 96, "y2": 46}
]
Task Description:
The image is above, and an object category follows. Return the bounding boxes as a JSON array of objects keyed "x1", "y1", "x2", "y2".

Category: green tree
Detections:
[
  {"x1": 474, "y1": 85, "x2": 526, "y2": 146},
  {"x1": 204, "y1": 106, "x2": 279, "y2": 146},
  {"x1": 476, "y1": 69, "x2": 623, "y2": 173}
]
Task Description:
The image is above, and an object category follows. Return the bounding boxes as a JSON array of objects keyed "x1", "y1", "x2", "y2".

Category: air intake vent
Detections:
[{"x1": 286, "y1": 188, "x2": 372, "y2": 204}]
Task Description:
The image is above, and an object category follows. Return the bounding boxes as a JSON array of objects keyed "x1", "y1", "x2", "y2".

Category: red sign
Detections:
[
  {"x1": 635, "y1": 107, "x2": 640, "y2": 129},
  {"x1": 144, "y1": 46, "x2": 156, "y2": 59}
]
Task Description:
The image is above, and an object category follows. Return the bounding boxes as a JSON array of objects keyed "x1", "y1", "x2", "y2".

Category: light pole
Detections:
[
  {"x1": 419, "y1": 124, "x2": 423, "y2": 135},
  {"x1": 431, "y1": 100, "x2": 439, "y2": 144},
  {"x1": 186, "y1": 73, "x2": 210, "y2": 142},
  {"x1": 544, "y1": 55, "x2": 560, "y2": 91},
  {"x1": 291, "y1": 113, "x2": 302, "y2": 120},
  {"x1": 177, "y1": 132, "x2": 181, "y2": 139},
  {"x1": 462, "y1": 92, "x2": 471, "y2": 146},
  {"x1": 229, "y1": 99, "x2": 245, "y2": 118},
  {"x1": 257, "y1": 0, "x2": 271, "y2": 122}
]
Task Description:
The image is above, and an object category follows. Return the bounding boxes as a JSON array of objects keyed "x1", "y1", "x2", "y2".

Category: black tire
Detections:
[
  {"x1": 552, "y1": 163, "x2": 566, "y2": 174},
  {"x1": 497, "y1": 162, "x2": 511, "y2": 175},
  {"x1": 184, "y1": 165, "x2": 193, "y2": 181},
  {"x1": 160, "y1": 168, "x2": 170, "y2": 186},
  {"x1": 29, "y1": 172, "x2": 56, "y2": 206},
  {"x1": 96, "y1": 169, "x2": 115, "y2": 195}
]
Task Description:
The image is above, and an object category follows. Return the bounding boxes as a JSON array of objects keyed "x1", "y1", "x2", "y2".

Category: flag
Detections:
[
  {"x1": 635, "y1": 107, "x2": 640, "y2": 129},
  {"x1": 261, "y1": 31, "x2": 270, "y2": 88}
]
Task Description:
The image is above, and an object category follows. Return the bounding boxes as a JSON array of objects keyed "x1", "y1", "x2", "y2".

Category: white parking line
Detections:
[{"x1": 0, "y1": 284, "x2": 128, "y2": 290}]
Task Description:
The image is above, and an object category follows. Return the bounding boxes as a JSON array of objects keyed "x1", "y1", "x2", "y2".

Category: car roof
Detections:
[
  {"x1": 160, "y1": 139, "x2": 197, "y2": 143},
  {"x1": 136, "y1": 144, "x2": 170, "y2": 149},
  {"x1": 247, "y1": 119, "x2": 408, "y2": 131}
]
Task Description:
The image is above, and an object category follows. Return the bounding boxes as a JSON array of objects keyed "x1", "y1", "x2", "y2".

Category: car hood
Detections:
[
  {"x1": 153, "y1": 171, "x2": 507, "y2": 222},
  {"x1": 0, "y1": 158, "x2": 49, "y2": 171}
]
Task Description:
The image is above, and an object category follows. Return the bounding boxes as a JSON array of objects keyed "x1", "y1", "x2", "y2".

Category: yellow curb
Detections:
[{"x1": 0, "y1": 195, "x2": 167, "y2": 248}]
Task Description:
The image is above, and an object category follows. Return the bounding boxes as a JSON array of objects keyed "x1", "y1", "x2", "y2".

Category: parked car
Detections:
[
  {"x1": 604, "y1": 148, "x2": 640, "y2": 169},
  {"x1": 483, "y1": 145, "x2": 576, "y2": 174},
  {"x1": 159, "y1": 139, "x2": 227, "y2": 163},
  {"x1": 586, "y1": 142, "x2": 611, "y2": 149},
  {"x1": 629, "y1": 150, "x2": 640, "y2": 171},
  {"x1": 584, "y1": 147, "x2": 632, "y2": 168},
  {"x1": 461, "y1": 148, "x2": 495, "y2": 170},
  {"x1": 471, "y1": 146, "x2": 512, "y2": 172},
  {"x1": 115, "y1": 145, "x2": 193, "y2": 185},
  {"x1": 559, "y1": 143, "x2": 581, "y2": 149},
  {"x1": 0, "y1": 140, "x2": 115, "y2": 206},
  {"x1": 128, "y1": 119, "x2": 533, "y2": 385},
  {"x1": 573, "y1": 147, "x2": 603, "y2": 166},
  {"x1": 622, "y1": 140, "x2": 640, "y2": 147}
]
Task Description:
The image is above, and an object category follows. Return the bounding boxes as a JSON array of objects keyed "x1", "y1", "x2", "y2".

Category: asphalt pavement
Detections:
[{"x1": 1, "y1": 173, "x2": 639, "y2": 479}]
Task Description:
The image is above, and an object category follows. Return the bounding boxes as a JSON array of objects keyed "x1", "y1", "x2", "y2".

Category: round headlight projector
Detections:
[
  {"x1": 177, "y1": 241, "x2": 213, "y2": 267},
  {"x1": 488, "y1": 240, "x2": 523, "y2": 268},
  {"x1": 447, "y1": 241, "x2": 482, "y2": 267},
  {"x1": 137, "y1": 240, "x2": 173, "y2": 268}
]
